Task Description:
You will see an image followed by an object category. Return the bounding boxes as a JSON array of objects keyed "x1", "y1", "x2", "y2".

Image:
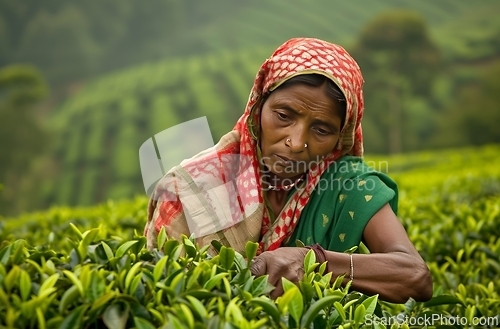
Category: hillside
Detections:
[
  {"x1": 181, "y1": 0, "x2": 494, "y2": 55},
  {"x1": 30, "y1": 0, "x2": 500, "y2": 211}
]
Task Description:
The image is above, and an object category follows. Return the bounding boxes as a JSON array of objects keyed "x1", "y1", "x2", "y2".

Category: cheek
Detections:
[
  {"x1": 260, "y1": 108, "x2": 271, "y2": 131},
  {"x1": 312, "y1": 136, "x2": 339, "y2": 158},
  {"x1": 259, "y1": 108, "x2": 278, "y2": 145}
]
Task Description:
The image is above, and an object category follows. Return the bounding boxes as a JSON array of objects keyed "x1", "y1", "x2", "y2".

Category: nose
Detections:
[{"x1": 286, "y1": 127, "x2": 308, "y2": 153}]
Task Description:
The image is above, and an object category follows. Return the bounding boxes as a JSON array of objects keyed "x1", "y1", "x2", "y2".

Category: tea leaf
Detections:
[
  {"x1": 4, "y1": 265, "x2": 20, "y2": 292},
  {"x1": 186, "y1": 266, "x2": 203, "y2": 290},
  {"x1": 125, "y1": 261, "x2": 143, "y2": 291},
  {"x1": 68, "y1": 223, "x2": 83, "y2": 240},
  {"x1": 210, "y1": 240, "x2": 224, "y2": 254},
  {"x1": 101, "y1": 241, "x2": 114, "y2": 260},
  {"x1": 88, "y1": 271, "x2": 106, "y2": 303},
  {"x1": 353, "y1": 303, "x2": 366, "y2": 324},
  {"x1": 153, "y1": 255, "x2": 169, "y2": 283},
  {"x1": 281, "y1": 277, "x2": 296, "y2": 294},
  {"x1": 103, "y1": 302, "x2": 129, "y2": 329},
  {"x1": 304, "y1": 249, "x2": 316, "y2": 275},
  {"x1": 183, "y1": 236, "x2": 197, "y2": 258},
  {"x1": 203, "y1": 273, "x2": 229, "y2": 290},
  {"x1": 343, "y1": 297, "x2": 359, "y2": 310},
  {"x1": 157, "y1": 227, "x2": 168, "y2": 251},
  {"x1": 0, "y1": 287, "x2": 9, "y2": 307},
  {"x1": 318, "y1": 272, "x2": 333, "y2": 288},
  {"x1": 38, "y1": 273, "x2": 60, "y2": 298},
  {"x1": 166, "y1": 313, "x2": 184, "y2": 329},
  {"x1": 301, "y1": 296, "x2": 342, "y2": 329},
  {"x1": 62, "y1": 270, "x2": 84, "y2": 297},
  {"x1": 134, "y1": 316, "x2": 156, "y2": 329},
  {"x1": 313, "y1": 281, "x2": 323, "y2": 299},
  {"x1": 148, "y1": 308, "x2": 165, "y2": 324},
  {"x1": 179, "y1": 303, "x2": 195, "y2": 329},
  {"x1": 36, "y1": 307, "x2": 46, "y2": 329},
  {"x1": 298, "y1": 281, "x2": 314, "y2": 303},
  {"x1": 19, "y1": 269, "x2": 31, "y2": 301},
  {"x1": 286, "y1": 286, "x2": 304, "y2": 324},
  {"x1": 465, "y1": 305, "x2": 476, "y2": 324},
  {"x1": 318, "y1": 262, "x2": 327, "y2": 275},
  {"x1": 331, "y1": 274, "x2": 345, "y2": 290},
  {"x1": 11, "y1": 240, "x2": 27, "y2": 264},
  {"x1": 115, "y1": 240, "x2": 138, "y2": 258},
  {"x1": 163, "y1": 239, "x2": 180, "y2": 258},
  {"x1": 222, "y1": 277, "x2": 232, "y2": 297},
  {"x1": 59, "y1": 304, "x2": 88, "y2": 329},
  {"x1": 225, "y1": 299, "x2": 244, "y2": 325},
  {"x1": 361, "y1": 294, "x2": 378, "y2": 316},
  {"x1": 333, "y1": 301, "x2": 346, "y2": 321},
  {"x1": 78, "y1": 228, "x2": 99, "y2": 261},
  {"x1": 59, "y1": 285, "x2": 80, "y2": 313},
  {"x1": 251, "y1": 275, "x2": 270, "y2": 296},
  {"x1": 170, "y1": 271, "x2": 186, "y2": 296},
  {"x1": 90, "y1": 292, "x2": 117, "y2": 313},
  {"x1": 250, "y1": 297, "x2": 280, "y2": 324},
  {"x1": 219, "y1": 246, "x2": 235, "y2": 270},
  {"x1": 245, "y1": 241, "x2": 259, "y2": 265},
  {"x1": 423, "y1": 294, "x2": 464, "y2": 307},
  {"x1": 186, "y1": 295, "x2": 208, "y2": 319},
  {"x1": 0, "y1": 244, "x2": 12, "y2": 265},
  {"x1": 130, "y1": 273, "x2": 143, "y2": 296}
]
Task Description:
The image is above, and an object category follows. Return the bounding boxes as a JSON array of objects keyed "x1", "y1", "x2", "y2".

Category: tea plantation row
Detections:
[{"x1": 1, "y1": 144, "x2": 499, "y2": 328}]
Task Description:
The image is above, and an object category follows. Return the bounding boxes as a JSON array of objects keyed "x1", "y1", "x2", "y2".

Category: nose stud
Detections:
[{"x1": 286, "y1": 138, "x2": 308, "y2": 149}]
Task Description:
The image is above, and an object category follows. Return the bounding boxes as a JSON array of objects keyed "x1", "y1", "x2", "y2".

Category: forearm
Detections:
[{"x1": 324, "y1": 250, "x2": 432, "y2": 303}]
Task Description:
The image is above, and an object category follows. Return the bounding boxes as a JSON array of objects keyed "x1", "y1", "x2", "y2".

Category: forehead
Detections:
[{"x1": 267, "y1": 83, "x2": 334, "y2": 108}]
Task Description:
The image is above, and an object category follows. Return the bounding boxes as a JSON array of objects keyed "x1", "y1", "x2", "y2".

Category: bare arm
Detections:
[{"x1": 323, "y1": 203, "x2": 432, "y2": 303}]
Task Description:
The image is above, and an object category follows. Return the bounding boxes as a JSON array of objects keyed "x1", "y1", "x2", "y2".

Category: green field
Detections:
[
  {"x1": 37, "y1": 0, "x2": 500, "y2": 211},
  {"x1": 1, "y1": 144, "x2": 499, "y2": 327}
]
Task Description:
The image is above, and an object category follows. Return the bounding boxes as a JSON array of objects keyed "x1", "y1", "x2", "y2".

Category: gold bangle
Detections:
[{"x1": 349, "y1": 254, "x2": 354, "y2": 282}]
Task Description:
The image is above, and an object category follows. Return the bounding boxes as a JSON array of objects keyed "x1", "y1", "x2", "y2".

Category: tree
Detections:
[
  {"x1": 436, "y1": 61, "x2": 500, "y2": 147},
  {"x1": 351, "y1": 10, "x2": 441, "y2": 154},
  {"x1": 16, "y1": 5, "x2": 100, "y2": 86},
  {"x1": 0, "y1": 64, "x2": 49, "y2": 215}
]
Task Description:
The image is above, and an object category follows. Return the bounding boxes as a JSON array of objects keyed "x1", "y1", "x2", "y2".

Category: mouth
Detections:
[
  {"x1": 275, "y1": 154, "x2": 300, "y2": 165},
  {"x1": 266, "y1": 154, "x2": 308, "y2": 176}
]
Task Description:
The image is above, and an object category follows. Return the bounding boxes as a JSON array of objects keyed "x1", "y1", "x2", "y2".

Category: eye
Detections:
[
  {"x1": 276, "y1": 112, "x2": 289, "y2": 121},
  {"x1": 314, "y1": 127, "x2": 332, "y2": 136}
]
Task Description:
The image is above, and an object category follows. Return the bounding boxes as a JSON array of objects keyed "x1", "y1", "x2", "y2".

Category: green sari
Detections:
[{"x1": 284, "y1": 156, "x2": 398, "y2": 252}]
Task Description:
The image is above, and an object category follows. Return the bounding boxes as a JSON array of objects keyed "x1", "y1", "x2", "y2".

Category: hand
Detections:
[{"x1": 250, "y1": 247, "x2": 309, "y2": 299}]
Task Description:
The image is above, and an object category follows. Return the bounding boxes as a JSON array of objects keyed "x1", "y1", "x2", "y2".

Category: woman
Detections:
[{"x1": 144, "y1": 37, "x2": 432, "y2": 303}]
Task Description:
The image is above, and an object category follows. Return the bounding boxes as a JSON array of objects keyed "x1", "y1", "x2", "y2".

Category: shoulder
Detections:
[
  {"x1": 326, "y1": 156, "x2": 399, "y2": 213},
  {"x1": 324, "y1": 156, "x2": 396, "y2": 188}
]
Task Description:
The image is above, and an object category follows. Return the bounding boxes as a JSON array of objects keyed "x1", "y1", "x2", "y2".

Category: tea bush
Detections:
[{"x1": 1, "y1": 144, "x2": 499, "y2": 328}]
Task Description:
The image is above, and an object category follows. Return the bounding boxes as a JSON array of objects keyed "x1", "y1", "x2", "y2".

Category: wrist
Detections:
[{"x1": 306, "y1": 244, "x2": 328, "y2": 267}]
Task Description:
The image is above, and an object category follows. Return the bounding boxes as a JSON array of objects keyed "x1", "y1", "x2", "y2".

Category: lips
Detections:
[{"x1": 275, "y1": 154, "x2": 300, "y2": 164}]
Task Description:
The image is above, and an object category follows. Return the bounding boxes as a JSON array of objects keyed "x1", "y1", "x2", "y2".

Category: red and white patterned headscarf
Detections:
[
  {"x1": 145, "y1": 37, "x2": 365, "y2": 254},
  {"x1": 233, "y1": 37, "x2": 365, "y2": 252}
]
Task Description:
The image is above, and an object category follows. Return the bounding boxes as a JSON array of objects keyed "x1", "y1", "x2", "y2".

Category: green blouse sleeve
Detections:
[{"x1": 284, "y1": 156, "x2": 398, "y2": 252}]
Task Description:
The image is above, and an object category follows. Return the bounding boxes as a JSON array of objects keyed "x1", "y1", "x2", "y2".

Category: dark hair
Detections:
[{"x1": 270, "y1": 74, "x2": 347, "y2": 128}]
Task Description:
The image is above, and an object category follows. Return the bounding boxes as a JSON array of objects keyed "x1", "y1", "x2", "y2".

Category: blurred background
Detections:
[{"x1": 1, "y1": 0, "x2": 499, "y2": 216}]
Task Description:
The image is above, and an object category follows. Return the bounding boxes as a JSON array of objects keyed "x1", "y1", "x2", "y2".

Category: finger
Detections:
[
  {"x1": 250, "y1": 255, "x2": 267, "y2": 277},
  {"x1": 296, "y1": 266, "x2": 305, "y2": 283},
  {"x1": 270, "y1": 281, "x2": 284, "y2": 300}
]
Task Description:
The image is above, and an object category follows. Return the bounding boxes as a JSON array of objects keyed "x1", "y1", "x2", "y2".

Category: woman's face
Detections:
[{"x1": 260, "y1": 83, "x2": 343, "y2": 179}]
